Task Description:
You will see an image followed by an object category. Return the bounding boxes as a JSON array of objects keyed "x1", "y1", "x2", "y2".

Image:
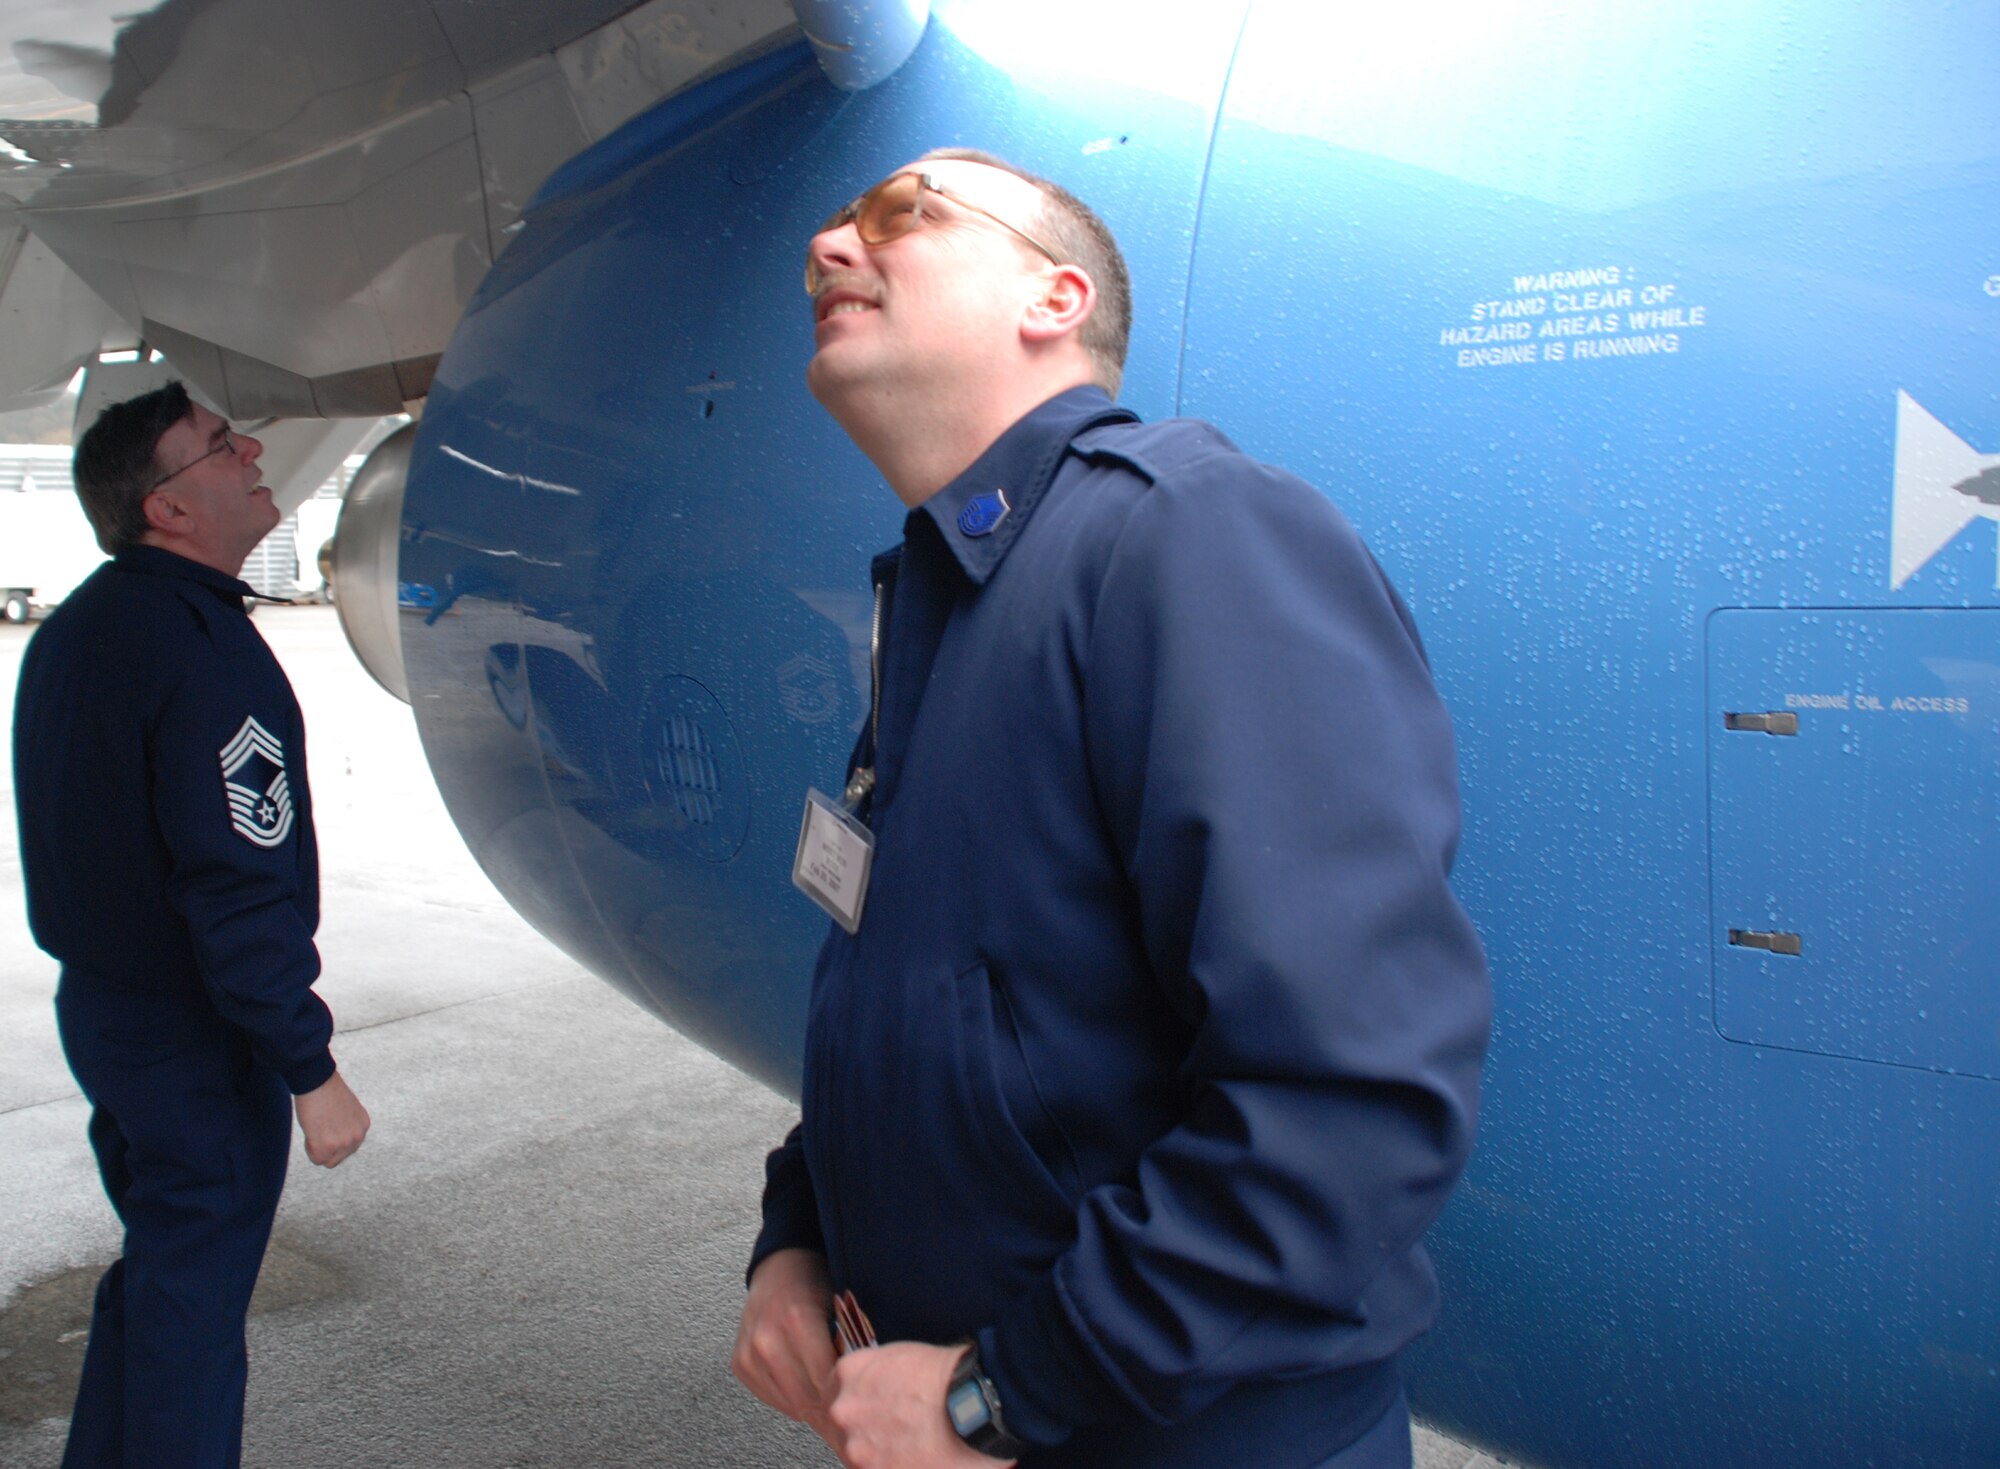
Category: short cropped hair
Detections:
[
  {"x1": 72, "y1": 380, "x2": 193, "y2": 554},
  {"x1": 921, "y1": 148, "x2": 1133, "y2": 399}
]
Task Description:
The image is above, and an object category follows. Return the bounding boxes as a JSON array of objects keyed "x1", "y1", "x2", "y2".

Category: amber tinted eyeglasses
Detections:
[{"x1": 804, "y1": 170, "x2": 1061, "y2": 294}]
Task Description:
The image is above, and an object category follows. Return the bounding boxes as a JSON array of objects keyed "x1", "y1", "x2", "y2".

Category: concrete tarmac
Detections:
[{"x1": 0, "y1": 605, "x2": 1500, "y2": 1469}]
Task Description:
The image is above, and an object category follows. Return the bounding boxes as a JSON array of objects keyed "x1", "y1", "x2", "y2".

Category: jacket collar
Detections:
[
  {"x1": 114, "y1": 544, "x2": 255, "y2": 603},
  {"x1": 912, "y1": 386, "x2": 1138, "y2": 587}
]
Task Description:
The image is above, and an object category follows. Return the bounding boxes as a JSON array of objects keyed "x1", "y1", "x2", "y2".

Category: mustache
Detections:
[{"x1": 812, "y1": 274, "x2": 881, "y2": 310}]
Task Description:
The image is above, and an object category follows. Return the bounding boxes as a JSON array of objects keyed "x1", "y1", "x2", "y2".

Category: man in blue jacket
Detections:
[
  {"x1": 732, "y1": 150, "x2": 1491, "y2": 1469},
  {"x1": 12, "y1": 382, "x2": 371, "y2": 1469}
]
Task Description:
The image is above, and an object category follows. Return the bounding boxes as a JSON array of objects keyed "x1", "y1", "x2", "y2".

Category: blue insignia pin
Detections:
[{"x1": 957, "y1": 489, "x2": 1010, "y2": 538}]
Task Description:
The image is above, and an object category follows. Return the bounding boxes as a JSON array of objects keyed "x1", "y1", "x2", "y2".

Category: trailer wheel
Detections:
[{"x1": 2, "y1": 592, "x2": 29, "y2": 624}]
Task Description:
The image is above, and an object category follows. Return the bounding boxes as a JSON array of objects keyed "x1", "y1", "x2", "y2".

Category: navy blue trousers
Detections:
[{"x1": 56, "y1": 989, "x2": 291, "y2": 1469}]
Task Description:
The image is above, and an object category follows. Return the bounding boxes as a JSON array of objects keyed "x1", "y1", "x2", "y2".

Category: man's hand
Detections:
[
  {"x1": 828, "y1": 1342, "x2": 1015, "y2": 1469},
  {"x1": 734, "y1": 1248, "x2": 841, "y2": 1447},
  {"x1": 294, "y1": 1069, "x2": 369, "y2": 1167}
]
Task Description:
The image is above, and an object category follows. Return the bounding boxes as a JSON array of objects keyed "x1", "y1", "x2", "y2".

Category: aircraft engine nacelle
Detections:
[
  {"x1": 331, "y1": 421, "x2": 419, "y2": 704},
  {"x1": 400, "y1": 3, "x2": 2000, "y2": 1465}
]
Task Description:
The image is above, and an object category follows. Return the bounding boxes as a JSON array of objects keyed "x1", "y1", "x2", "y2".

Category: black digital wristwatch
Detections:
[{"x1": 945, "y1": 1343, "x2": 1030, "y2": 1460}]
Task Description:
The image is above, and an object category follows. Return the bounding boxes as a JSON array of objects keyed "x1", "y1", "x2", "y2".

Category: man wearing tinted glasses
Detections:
[
  {"x1": 734, "y1": 151, "x2": 1490, "y2": 1469},
  {"x1": 13, "y1": 382, "x2": 370, "y2": 1469}
]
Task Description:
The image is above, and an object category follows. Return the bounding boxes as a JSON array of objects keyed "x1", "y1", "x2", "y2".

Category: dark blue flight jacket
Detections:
[
  {"x1": 13, "y1": 545, "x2": 332, "y2": 1095},
  {"x1": 754, "y1": 388, "x2": 1492, "y2": 1467}
]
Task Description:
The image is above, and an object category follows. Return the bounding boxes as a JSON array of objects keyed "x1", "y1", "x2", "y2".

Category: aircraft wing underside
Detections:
[{"x1": 0, "y1": 0, "x2": 798, "y2": 419}]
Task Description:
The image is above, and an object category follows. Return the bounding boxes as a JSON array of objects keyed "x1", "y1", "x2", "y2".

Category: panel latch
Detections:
[
  {"x1": 1724, "y1": 711, "x2": 1800, "y2": 736},
  {"x1": 1728, "y1": 928, "x2": 1803, "y2": 956}
]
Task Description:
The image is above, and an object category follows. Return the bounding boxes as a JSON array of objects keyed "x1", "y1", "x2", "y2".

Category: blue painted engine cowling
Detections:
[
  {"x1": 398, "y1": 8, "x2": 1237, "y2": 1090},
  {"x1": 403, "y1": 3, "x2": 2000, "y2": 1466}
]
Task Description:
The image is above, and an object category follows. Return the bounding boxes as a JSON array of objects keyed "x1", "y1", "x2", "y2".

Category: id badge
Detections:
[{"x1": 792, "y1": 788, "x2": 875, "y2": 934}]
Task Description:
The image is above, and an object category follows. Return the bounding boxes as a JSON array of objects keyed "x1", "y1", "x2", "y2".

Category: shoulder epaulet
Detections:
[{"x1": 1070, "y1": 418, "x2": 1242, "y2": 486}]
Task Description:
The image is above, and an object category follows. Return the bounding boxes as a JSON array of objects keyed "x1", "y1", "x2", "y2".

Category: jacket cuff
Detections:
[
  {"x1": 747, "y1": 1210, "x2": 826, "y2": 1285},
  {"x1": 978, "y1": 1272, "x2": 1127, "y2": 1448},
  {"x1": 279, "y1": 1049, "x2": 336, "y2": 1097},
  {"x1": 746, "y1": 1130, "x2": 826, "y2": 1286}
]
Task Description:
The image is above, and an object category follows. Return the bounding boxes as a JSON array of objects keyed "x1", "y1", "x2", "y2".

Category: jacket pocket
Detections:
[{"x1": 952, "y1": 960, "x2": 1082, "y2": 1215}]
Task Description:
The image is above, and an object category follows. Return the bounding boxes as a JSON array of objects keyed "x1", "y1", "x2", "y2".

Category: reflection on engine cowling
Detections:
[{"x1": 331, "y1": 421, "x2": 417, "y2": 703}]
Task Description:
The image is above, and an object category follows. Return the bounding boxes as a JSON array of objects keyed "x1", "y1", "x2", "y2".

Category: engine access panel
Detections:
[{"x1": 1709, "y1": 608, "x2": 2000, "y2": 1080}]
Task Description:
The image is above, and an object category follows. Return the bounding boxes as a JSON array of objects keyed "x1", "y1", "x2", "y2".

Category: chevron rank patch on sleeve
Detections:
[{"x1": 219, "y1": 716, "x2": 295, "y2": 848}]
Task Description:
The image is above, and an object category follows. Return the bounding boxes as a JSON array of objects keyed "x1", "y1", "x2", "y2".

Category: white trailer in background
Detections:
[{"x1": 0, "y1": 446, "x2": 101, "y2": 621}]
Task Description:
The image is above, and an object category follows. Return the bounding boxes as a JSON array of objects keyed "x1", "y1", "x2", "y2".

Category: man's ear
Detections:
[
  {"x1": 141, "y1": 488, "x2": 186, "y2": 537},
  {"x1": 1020, "y1": 262, "x2": 1096, "y2": 346}
]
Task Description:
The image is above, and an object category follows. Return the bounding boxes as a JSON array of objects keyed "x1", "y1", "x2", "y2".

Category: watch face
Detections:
[{"x1": 947, "y1": 1379, "x2": 994, "y2": 1437}]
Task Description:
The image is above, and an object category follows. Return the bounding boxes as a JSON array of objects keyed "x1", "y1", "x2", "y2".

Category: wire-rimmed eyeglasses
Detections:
[{"x1": 151, "y1": 426, "x2": 237, "y2": 492}]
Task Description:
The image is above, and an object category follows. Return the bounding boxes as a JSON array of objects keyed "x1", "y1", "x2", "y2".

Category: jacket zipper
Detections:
[{"x1": 842, "y1": 579, "x2": 884, "y2": 811}]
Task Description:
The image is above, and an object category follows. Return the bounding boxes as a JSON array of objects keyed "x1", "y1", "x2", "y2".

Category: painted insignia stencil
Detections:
[
  {"x1": 776, "y1": 653, "x2": 841, "y2": 724},
  {"x1": 220, "y1": 716, "x2": 295, "y2": 848}
]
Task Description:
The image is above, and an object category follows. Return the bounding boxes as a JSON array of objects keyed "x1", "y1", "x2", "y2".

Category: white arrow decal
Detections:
[{"x1": 1891, "y1": 390, "x2": 2000, "y2": 590}]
